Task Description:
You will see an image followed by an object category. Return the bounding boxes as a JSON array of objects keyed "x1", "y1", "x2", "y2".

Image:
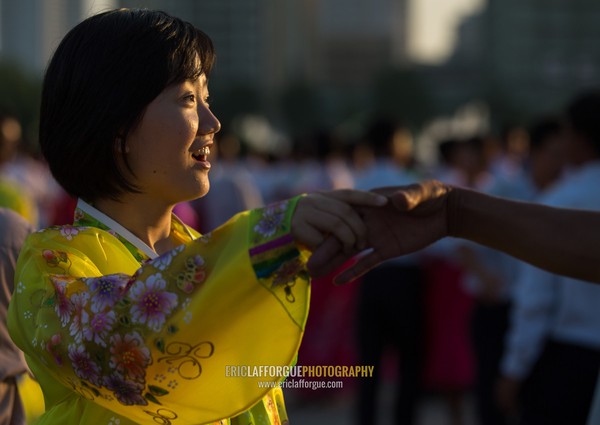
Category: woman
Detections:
[{"x1": 7, "y1": 9, "x2": 386, "y2": 425}]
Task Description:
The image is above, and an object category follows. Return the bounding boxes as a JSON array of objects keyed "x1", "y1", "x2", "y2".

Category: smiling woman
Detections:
[
  {"x1": 6, "y1": 8, "x2": 387, "y2": 425},
  {"x1": 115, "y1": 75, "x2": 220, "y2": 211}
]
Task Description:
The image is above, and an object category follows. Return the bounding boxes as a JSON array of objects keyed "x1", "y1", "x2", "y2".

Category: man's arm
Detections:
[
  {"x1": 447, "y1": 184, "x2": 600, "y2": 283},
  {"x1": 309, "y1": 180, "x2": 600, "y2": 284}
]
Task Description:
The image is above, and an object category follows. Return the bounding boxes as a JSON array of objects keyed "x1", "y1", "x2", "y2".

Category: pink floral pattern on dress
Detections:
[
  {"x1": 69, "y1": 343, "x2": 102, "y2": 386},
  {"x1": 45, "y1": 265, "x2": 180, "y2": 406},
  {"x1": 69, "y1": 292, "x2": 90, "y2": 343},
  {"x1": 46, "y1": 333, "x2": 63, "y2": 366},
  {"x1": 60, "y1": 225, "x2": 80, "y2": 241},
  {"x1": 129, "y1": 273, "x2": 178, "y2": 332},
  {"x1": 253, "y1": 201, "x2": 289, "y2": 238},
  {"x1": 109, "y1": 332, "x2": 151, "y2": 381},
  {"x1": 87, "y1": 275, "x2": 130, "y2": 313},
  {"x1": 51, "y1": 276, "x2": 74, "y2": 327},
  {"x1": 103, "y1": 373, "x2": 147, "y2": 406},
  {"x1": 153, "y1": 245, "x2": 185, "y2": 271},
  {"x1": 83, "y1": 310, "x2": 116, "y2": 347}
]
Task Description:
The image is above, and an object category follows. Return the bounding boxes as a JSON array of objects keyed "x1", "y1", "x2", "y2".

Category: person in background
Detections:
[
  {"x1": 352, "y1": 117, "x2": 424, "y2": 425},
  {"x1": 420, "y1": 136, "x2": 494, "y2": 425},
  {"x1": 497, "y1": 91, "x2": 600, "y2": 425},
  {"x1": 0, "y1": 208, "x2": 43, "y2": 424},
  {"x1": 0, "y1": 113, "x2": 38, "y2": 226},
  {"x1": 0, "y1": 115, "x2": 45, "y2": 423},
  {"x1": 488, "y1": 124, "x2": 530, "y2": 181},
  {"x1": 459, "y1": 116, "x2": 565, "y2": 425},
  {"x1": 319, "y1": 93, "x2": 600, "y2": 425}
]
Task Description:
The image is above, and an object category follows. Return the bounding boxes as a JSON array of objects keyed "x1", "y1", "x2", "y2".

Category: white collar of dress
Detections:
[{"x1": 76, "y1": 199, "x2": 160, "y2": 260}]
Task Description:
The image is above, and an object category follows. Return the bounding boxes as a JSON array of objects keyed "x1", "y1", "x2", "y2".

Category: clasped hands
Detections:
[{"x1": 291, "y1": 180, "x2": 451, "y2": 284}]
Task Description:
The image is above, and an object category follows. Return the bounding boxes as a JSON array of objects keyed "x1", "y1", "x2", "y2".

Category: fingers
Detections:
[
  {"x1": 296, "y1": 207, "x2": 360, "y2": 250},
  {"x1": 303, "y1": 182, "x2": 451, "y2": 286},
  {"x1": 369, "y1": 184, "x2": 424, "y2": 210},
  {"x1": 390, "y1": 189, "x2": 413, "y2": 211},
  {"x1": 296, "y1": 192, "x2": 382, "y2": 252},
  {"x1": 293, "y1": 221, "x2": 327, "y2": 250},
  {"x1": 307, "y1": 237, "x2": 350, "y2": 278},
  {"x1": 389, "y1": 183, "x2": 425, "y2": 211},
  {"x1": 333, "y1": 249, "x2": 384, "y2": 285},
  {"x1": 324, "y1": 189, "x2": 388, "y2": 207},
  {"x1": 312, "y1": 196, "x2": 365, "y2": 250},
  {"x1": 309, "y1": 238, "x2": 388, "y2": 285},
  {"x1": 390, "y1": 180, "x2": 449, "y2": 212},
  {"x1": 307, "y1": 237, "x2": 341, "y2": 270},
  {"x1": 308, "y1": 252, "x2": 353, "y2": 279}
]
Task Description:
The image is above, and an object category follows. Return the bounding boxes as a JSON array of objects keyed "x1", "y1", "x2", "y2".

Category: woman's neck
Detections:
[{"x1": 93, "y1": 195, "x2": 176, "y2": 255}]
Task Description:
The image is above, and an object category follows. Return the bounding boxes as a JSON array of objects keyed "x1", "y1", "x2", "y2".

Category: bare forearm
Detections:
[{"x1": 447, "y1": 187, "x2": 600, "y2": 283}]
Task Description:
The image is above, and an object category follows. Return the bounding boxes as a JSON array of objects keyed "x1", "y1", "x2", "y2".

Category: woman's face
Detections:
[{"x1": 125, "y1": 74, "x2": 220, "y2": 205}]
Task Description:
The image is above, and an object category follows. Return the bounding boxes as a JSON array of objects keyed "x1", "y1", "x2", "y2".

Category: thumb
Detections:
[
  {"x1": 390, "y1": 183, "x2": 426, "y2": 211},
  {"x1": 391, "y1": 180, "x2": 449, "y2": 213}
]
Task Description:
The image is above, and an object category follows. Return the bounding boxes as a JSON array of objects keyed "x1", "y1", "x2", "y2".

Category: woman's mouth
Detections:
[
  {"x1": 192, "y1": 145, "x2": 211, "y2": 162},
  {"x1": 192, "y1": 145, "x2": 211, "y2": 169}
]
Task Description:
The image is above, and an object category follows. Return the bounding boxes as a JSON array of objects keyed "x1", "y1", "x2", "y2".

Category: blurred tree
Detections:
[
  {"x1": 483, "y1": 84, "x2": 530, "y2": 134},
  {"x1": 279, "y1": 80, "x2": 322, "y2": 138},
  {"x1": 371, "y1": 67, "x2": 435, "y2": 130},
  {"x1": 210, "y1": 81, "x2": 262, "y2": 130}
]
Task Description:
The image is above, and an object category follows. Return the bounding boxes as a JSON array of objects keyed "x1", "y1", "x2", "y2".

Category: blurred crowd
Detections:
[{"x1": 2, "y1": 87, "x2": 600, "y2": 425}]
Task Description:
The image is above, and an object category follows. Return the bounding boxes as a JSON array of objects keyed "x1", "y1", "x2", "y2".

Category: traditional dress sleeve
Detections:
[{"x1": 8, "y1": 197, "x2": 310, "y2": 425}]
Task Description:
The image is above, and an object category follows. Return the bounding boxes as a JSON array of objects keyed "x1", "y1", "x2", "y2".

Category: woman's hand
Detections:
[
  {"x1": 291, "y1": 189, "x2": 388, "y2": 256},
  {"x1": 308, "y1": 181, "x2": 452, "y2": 283}
]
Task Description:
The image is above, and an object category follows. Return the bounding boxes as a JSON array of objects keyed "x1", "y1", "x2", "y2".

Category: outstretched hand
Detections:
[
  {"x1": 291, "y1": 189, "x2": 388, "y2": 257},
  {"x1": 307, "y1": 180, "x2": 453, "y2": 284}
]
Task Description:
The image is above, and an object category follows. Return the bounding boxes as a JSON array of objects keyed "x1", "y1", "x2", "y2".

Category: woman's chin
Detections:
[{"x1": 193, "y1": 182, "x2": 210, "y2": 200}]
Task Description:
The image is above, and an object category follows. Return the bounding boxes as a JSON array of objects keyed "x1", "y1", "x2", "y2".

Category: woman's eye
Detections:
[{"x1": 184, "y1": 94, "x2": 196, "y2": 103}]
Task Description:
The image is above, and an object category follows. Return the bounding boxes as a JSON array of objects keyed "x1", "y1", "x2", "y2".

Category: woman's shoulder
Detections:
[
  {"x1": 29, "y1": 224, "x2": 115, "y2": 245},
  {"x1": 22, "y1": 225, "x2": 140, "y2": 273},
  {"x1": 22, "y1": 225, "x2": 113, "y2": 259}
]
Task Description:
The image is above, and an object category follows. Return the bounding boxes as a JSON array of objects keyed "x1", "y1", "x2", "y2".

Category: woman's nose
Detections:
[{"x1": 198, "y1": 106, "x2": 221, "y2": 135}]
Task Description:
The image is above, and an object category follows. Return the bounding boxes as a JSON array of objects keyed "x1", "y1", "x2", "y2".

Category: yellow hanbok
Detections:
[{"x1": 8, "y1": 197, "x2": 310, "y2": 424}]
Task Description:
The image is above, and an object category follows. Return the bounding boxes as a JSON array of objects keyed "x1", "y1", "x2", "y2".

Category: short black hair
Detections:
[
  {"x1": 566, "y1": 90, "x2": 600, "y2": 157},
  {"x1": 40, "y1": 8, "x2": 215, "y2": 201}
]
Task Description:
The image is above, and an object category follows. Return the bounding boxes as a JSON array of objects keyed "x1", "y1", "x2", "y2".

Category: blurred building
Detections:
[
  {"x1": 6, "y1": 0, "x2": 597, "y2": 134},
  {"x1": 117, "y1": 0, "x2": 408, "y2": 91},
  {"x1": 428, "y1": 0, "x2": 600, "y2": 122},
  {"x1": 0, "y1": 0, "x2": 116, "y2": 73},
  {"x1": 485, "y1": 0, "x2": 600, "y2": 116},
  {"x1": 117, "y1": 0, "x2": 268, "y2": 86},
  {"x1": 114, "y1": 0, "x2": 410, "y2": 131},
  {"x1": 316, "y1": 0, "x2": 409, "y2": 86}
]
